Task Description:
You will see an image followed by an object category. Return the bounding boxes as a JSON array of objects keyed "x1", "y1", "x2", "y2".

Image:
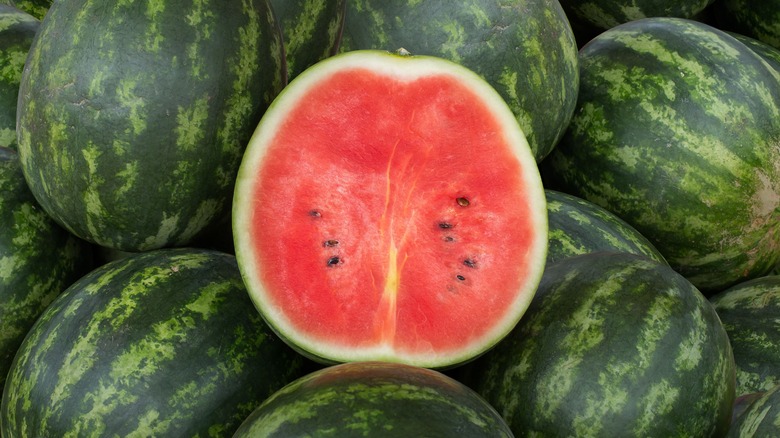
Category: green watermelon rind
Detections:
[
  {"x1": 545, "y1": 189, "x2": 667, "y2": 266},
  {"x1": 710, "y1": 275, "x2": 780, "y2": 396},
  {"x1": 16, "y1": 0, "x2": 285, "y2": 252},
  {"x1": 727, "y1": 383, "x2": 780, "y2": 437},
  {"x1": 0, "y1": 146, "x2": 92, "y2": 395},
  {"x1": 461, "y1": 252, "x2": 735, "y2": 437},
  {"x1": 0, "y1": 5, "x2": 38, "y2": 150},
  {"x1": 0, "y1": 248, "x2": 306, "y2": 437},
  {"x1": 542, "y1": 17, "x2": 780, "y2": 292},
  {"x1": 233, "y1": 49, "x2": 548, "y2": 369},
  {"x1": 233, "y1": 361, "x2": 513, "y2": 437},
  {"x1": 270, "y1": 0, "x2": 345, "y2": 81},
  {"x1": 560, "y1": 0, "x2": 714, "y2": 31}
]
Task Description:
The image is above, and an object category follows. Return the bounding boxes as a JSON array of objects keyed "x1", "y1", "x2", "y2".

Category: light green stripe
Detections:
[
  {"x1": 175, "y1": 96, "x2": 210, "y2": 150},
  {"x1": 634, "y1": 379, "x2": 679, "y2": 436}
]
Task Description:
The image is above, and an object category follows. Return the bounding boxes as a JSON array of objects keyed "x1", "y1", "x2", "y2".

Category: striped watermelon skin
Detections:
[
  {"x1": 460, "y1": 252, "x2": 735, "y2": 437},
  {"x1": 0, "y1": 5, "x2": 37, "y2": 150},
  {"x1": 340, "y1": 0, "x2": 579, "y2": 162},
  {"x1": 546, "y1": 189, "x2": 666, "y2": 266},
  {"x1": 727, "y1": 384, "x2": 780, "y2": 437},
  {"x1": 714, "y1": 0, "x2": 780, "y2": 50},
  {"x1": 710, "y1": 276, "x2": 780, "y2": 396},
  {"x1": 541, "y1": 17, "x2": 780, "y2": 293},
  {"x1": 234, "y1": 361, "x2": 513, "y2": 437},
  {"x1": 0, "y1": 248, "x2": 306, "y2": 437},
  {"x1": 560, "y1": 0, "x2": 714, "y2": 31},
  {"x1": 2, "y1": 0, "x2": 49, "y2": 20},
  {"x1": 730, "y1": 31, "x2": 780, "y2": 72},
  {"x1": 0, "y1": 147, "x2": 93, "y2": 397},
  {"x1": 270, "y1": 0, "x2": 345, "y2": 80},
  {"x1": 17, "y1": 0, "x2": 284, "y2": 252}
]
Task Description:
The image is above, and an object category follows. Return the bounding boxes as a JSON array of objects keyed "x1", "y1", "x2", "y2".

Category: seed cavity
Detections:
[
  {"x1": 323, "y1": 239, "x2": 339, "y2": 247},
  {"x1": 443, "y1": 236, "x2": 455, "y2": 242},
  {"x1": 309, "y1": 210, "x2": 322, "y2": 218},
  {"x1": 457, "y1": 197, "x2": 470, "y2": 207},
  {"x1": 327, "y1": 256, "x2": 342, "y2": 267},
  {"x1": 456, "y1": 274, "x2": 466, "y2": 281},
  {"x1": 438, "y1": 222, "x2": 453, "y2": 229},
  {"x1": 463, "y1": 258, "x2": 477, "y2": 268}
]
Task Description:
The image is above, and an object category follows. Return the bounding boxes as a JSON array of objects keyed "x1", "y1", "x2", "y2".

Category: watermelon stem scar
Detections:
[{"x1": 233, "y1": 50, "x2": 547, "y2": 368}]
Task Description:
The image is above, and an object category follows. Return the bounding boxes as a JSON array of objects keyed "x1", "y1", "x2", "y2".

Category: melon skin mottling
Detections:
[
  {"x1": 233, "y1": 49, "x2": 547, "y2": 369},
  {"x1": 233, "y1": 361, "x2": 514, "y2": 437},
  {"x1": 459, "y1": 252, "x2": 735, "y2": 437},
  {"x1": 542, "y1": 17, "x2": 780, "y2": 293},
  {"x1": 341, "y1": 0, "x2": 579, "y2": 163},
  {"x1": 16, "y1": 0, "x2": 285, "y2": 252}
]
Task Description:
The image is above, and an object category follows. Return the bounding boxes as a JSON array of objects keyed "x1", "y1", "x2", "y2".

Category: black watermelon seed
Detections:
[
  {"x1": 463, "y1": 258, "x2": 476, "y2": 268},
  {"x1": 456, "y1": 274, "x2": 466, "y2": 281},
  {"x1": 457, "y1": 197, "x2": 470, "y2": 207},
  {"x1": 443, "y1": 236, "x2": 455, "y2": 242},
  {"x1": 438, "y1": 222, "x2": 453, "y2": 229},
  {"x1": 327, "y1": 256, "x2": 341, "y2": 266},
  {"x1": 323, "y1": 240, "x2": 339, "y2": 247},
  {"x1": 309, "y1": 210, "x2": 322, "y2": 218}
]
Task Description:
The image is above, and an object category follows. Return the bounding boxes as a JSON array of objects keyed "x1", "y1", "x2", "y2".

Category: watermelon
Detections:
[
  {"x1": 713, "y1": 0, "x2": 780, "y2": 50},
  {"x1": 233, "y1": 361, "x2": 513, "y2": 437},
  {"x1": 541, "y1": 17, "x2": 780, "y2": 293},
  {"x1": 232, "y1": 49, "x2": 548, "y2": 369},
  {"x1": 729, "y1": 31, "x2": 780, "y2": 72},
  {"x1": 1, "y1": 247, "x2": 307, "y2": 437},
  {"x1": 16, "y1": 0, "x2": 285, "y2": 252},
  {"x1": 0, "y1": 5, "x2": 37, "y2": 150},
  {"x1": 727, "y1": 384, "x2": 780, "y2": 437},
  {"x1": 546, "y1": 189, "x2": 666, "y2": 266},
  {"x1": 731, "y1": 391, "x2": 766, "y2": 426},
  {"x1": 270, "y1": 0, "x2": 345, "y2": 81},
  {"x1": 710, "y1": 275, "x2": 780, "y2": 396},
  {"x1": 0, "y1": 146, "x2": 92, "y2": 397},
  {"x1": 340, "y1": 0, "x2": 579, "y2": 162},
  {"x1": 1, "y1": 0, "x2": 49, "y2": 20},
  {"x1": 459, "y1": 252, "x2": 736, "y2": 437},
  {"x1": 559, "y1": 0, "x2": 714, "y2": 32}
]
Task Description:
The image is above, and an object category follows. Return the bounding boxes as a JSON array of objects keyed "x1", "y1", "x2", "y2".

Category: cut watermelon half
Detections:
[{"x1": 233, "y1": 49, "x2": 547, "y2": 368}]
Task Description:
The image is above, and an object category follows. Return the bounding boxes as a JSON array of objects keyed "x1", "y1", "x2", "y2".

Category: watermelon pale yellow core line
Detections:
[{"x1": 233, "y1": 50, "x2": 547, "y2": 367}]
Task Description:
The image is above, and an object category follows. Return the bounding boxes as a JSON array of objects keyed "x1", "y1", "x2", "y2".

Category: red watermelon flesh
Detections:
[{"x1": 233, "y1": 50, "x2": 547, "y2": 368}]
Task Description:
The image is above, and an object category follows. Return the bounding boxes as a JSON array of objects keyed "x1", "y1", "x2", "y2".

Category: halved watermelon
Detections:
[{"x1": 233, "y1": 49, "x2": 547, "y2": 368}]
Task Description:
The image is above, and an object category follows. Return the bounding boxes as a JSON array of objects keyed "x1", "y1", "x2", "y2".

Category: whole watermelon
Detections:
[
  {"x1": 541, "y1": 17, "x2": 780, "y2": 293},
  {"x1": 17, "y1": 0, "x2": 284, "y2": 252},
  {"x1": 234, "y1": 361, "x2": 513, "y2": 437},
  {"x1": 0, "y1": 248, "x2": 307, "y2": 437},
  {"x1": 710, "y1": 275, "x2": 780, "y2": 396},
  {"x1": 0, "y1": 146, "x2": 92, "y2": 397},
  {"x1": 340, "y1": 0, "x2": 579, "y2": 162},
  {"x1": 459, "y1": 252, "x2": 735, "y2": 437}
]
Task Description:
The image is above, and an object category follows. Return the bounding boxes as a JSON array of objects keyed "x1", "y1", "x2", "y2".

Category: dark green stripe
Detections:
[
  {"x1": 462, "y1": 253, "x2": 734, "y2": 437},
  {"x1": 1, "y1": 249, "x2": 305, "y2": 437},
  {"x1": 543, "y1": 18, "x2": 780, "y2": 291},
  {"x1": 342, "y1": 0, "x2": 578, "y2": 162},
  {"x1": 17, "y1": 0, "x2": 284, "y2": 251}
]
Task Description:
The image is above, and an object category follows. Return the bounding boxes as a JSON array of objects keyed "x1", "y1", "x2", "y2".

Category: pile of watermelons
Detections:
[{"x1": 1, "y1": 0, "x2": 780, "y2": 436}]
